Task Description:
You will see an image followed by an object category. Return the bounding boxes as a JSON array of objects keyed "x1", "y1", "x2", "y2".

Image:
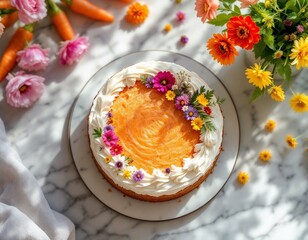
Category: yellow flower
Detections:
[
  {"x1": 237, "y1": 171, "x2": 249, "y2": 185},
  {"x1": 259, "y1": 150, "x2": 272, "y2": 162},
  {"x1": 165, "y1": 90, "x2": 176, "y2": 101},
  {"x1": 268, "y1": 85, "x2": 285, "y2": 102},
  {"x1": 164, "y1": 23, "x2": 172, "y2": 32},
  {"x1": 196, "y1": 94, "x2": 209, "y2": 106},
  {"x1": 123, "y1": 169, "x2": 132, "y2": 179},
  {"x1": 290, "y1": 93, "x2": 308, "y2": 113},
  {"x1": 105, "y1": 156, "x2": 112, "y2": 163},
  {"x1": 245, "y1": 64, "x2": 272, "y2": 90},
  {"x1": 286, "y1": 135, "x2": 297, "y2": 149},
  {"x1": 265, "y1": 119, "x2": 276, "y2": 132},
  {"x1": 191, "y1": 117, "x2": 203, "y2": 131},
  {"x1": 125, "y1": 2, "x2": 149, "y2": 25},
  {"x1": 289, "y1": 37, "x2": 308, "y2": 69}
]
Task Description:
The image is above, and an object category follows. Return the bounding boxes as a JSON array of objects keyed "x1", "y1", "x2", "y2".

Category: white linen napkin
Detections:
[{"x1": 0, "y1": 118, "x2": 75, "y2": 240}]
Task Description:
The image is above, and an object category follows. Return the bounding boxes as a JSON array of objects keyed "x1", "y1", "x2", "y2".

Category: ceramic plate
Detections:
[{"x1": 68, "y1": 50, "x2": 240, "y2": 221}]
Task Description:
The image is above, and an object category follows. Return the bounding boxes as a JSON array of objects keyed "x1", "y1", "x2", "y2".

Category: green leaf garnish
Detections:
[{"x1": 93, "y1": 128, "x2": 103, "y2": 138}]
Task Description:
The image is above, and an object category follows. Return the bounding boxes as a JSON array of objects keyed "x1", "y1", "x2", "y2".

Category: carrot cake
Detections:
[{"x1": 88, "y1": 61, "x2": 224, "y2": 202}]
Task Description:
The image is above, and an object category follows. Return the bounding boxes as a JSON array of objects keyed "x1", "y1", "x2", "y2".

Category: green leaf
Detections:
[
  {"x1": 208, "y1": 13, "x2": 233, "y2": 26},
  {"x1": 233, "y1": 5, "x2": 241, "y2": 15},
  {"x1": 285, "y1": 0, "x2": 296, "y2": 10},
  {"x1": 204, "y1": 90, "x2": 214, "y2": 100},
  {"x1": 93, "y1": 128, "x2": 103, "y2": 138},
  {"x1": 276, "y1": 63, "x2": 291, "y2": 82},
  {"x1": 263, "y1": 29, "x2": 275, "y2": 50},
  {"x1": 140, "y1": 75, "x2": 147, "y2": 84},
  {"x1": 250, "y1": 87, "x2": 266, "y2": 102},
  {"x1": 253, "y1": 40, "x2": 267, "y2": 59},
  {"x1": 287, "y1": 12, "x2": 297, "y2": 20}
]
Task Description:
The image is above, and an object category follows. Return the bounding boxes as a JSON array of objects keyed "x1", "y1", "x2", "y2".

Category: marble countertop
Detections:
[{"x1": 0, "y1": 0, "x2": 307, "y2": 239}]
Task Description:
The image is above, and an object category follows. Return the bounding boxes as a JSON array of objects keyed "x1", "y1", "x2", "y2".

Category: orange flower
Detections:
[
  {"x1": 125, "y1": 2, "x2": 149, "y2": 24},
  {"x1": 207, "y1": 33, "x2": 239, "y2": 65},
  {"x1": 227, "y1": 16, "x2": 261, "y2": 50}
]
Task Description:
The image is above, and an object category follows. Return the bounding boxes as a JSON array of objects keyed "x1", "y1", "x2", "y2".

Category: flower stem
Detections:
[{"x1": 46, "y1": 0, "x2": 61, "y2": 15}]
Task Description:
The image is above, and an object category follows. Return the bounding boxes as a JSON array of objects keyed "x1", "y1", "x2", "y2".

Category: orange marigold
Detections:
[
  {"x1": 207, "y1": 33, "x2": 239, "y2": 65},
  {"x1": 227, "y1": 16, "x2": 261, "y2": 50},
  {"x1": 125, "y1": 2, "x2": 149, "y2": 24}
]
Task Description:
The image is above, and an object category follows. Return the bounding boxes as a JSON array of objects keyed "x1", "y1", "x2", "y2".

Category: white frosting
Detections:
[{"x1": 88, "y1": 61, "x2": 223, "y2": 197}]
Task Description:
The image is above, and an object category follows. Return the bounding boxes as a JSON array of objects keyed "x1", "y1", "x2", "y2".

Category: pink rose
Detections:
[
  {"x1": 17, "y1": 44, "x2": 50, "y2": 71},
  {"x1": 240, "y1": 0, "x2": 258, "y2": 8},
  {"x1": 0, "y1": 17, "x2": 4, "y2": 38},
  {"x1": 58, "y1": 36, "x2": 89, "y2": 65},
  {"x1": 6, "y1": 71, "x2": 45, "y2": 108},
  {"x1": 10, "y1": 0, "x2": 47, "y2": 24},
  {"x1": 195, "y1": 0, "x2": 219, "y2": 23}
]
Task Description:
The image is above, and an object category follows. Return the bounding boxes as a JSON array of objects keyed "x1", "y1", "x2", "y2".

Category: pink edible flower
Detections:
[
  {"x1": 239, "y1": 0, "x2": 258, "y2": 8},
  {"x1": 195, "y1": 0, "x2": 219, "y2": 23},
  {"x1": 58, "y1": 36, "x2": 89, "y2": 65},
  {"x1": 11, "y1": 0, "x2": 47, "y2": 24},
  {"x1": 176, "y1": 11, "x2": 186, "y2": 22},
  {"x1": 5, "y1": 71, "x2": 45, "y2": 108},
  {"x1": 110, "y1": 144, "x2": 123, "y2": 156},
  {"x1": 102, "y1": 130, "x2": 119, "y2": 147},
  {"x1": 153, "y1": 71, "x2": 176, "y2": 93},
  {"x1": 17, "y1": 44, "x2": 50, "y2": 71},
  {"x1": 0, "y1": 17, "x2": 4, "y2": 38}
]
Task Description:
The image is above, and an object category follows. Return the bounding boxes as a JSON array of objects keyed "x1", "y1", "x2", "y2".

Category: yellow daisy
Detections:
[
  {"x1": 237, "y1": 171, "x2": 249, "y2": 185},
  {"x1": 196, "y1": 94, "x2": 209, "y2": 107},
  {"x1": 164, "y1": 23, "x2": 172, "y2": 32},
  {"x1": 268, "y1": 85, "x2": 285, "y2": 102},
  {"x1": 289, "y1": 37, "x2": 308, "y2": 69},
  {"x1": 290, "y1": 93, "x2": 308, "y2": 113},
  {"x1": 165, "y1": 90, "x2": 176, "y2": 101},
  {"x1": 123, "y1": 169, "x2": 132, "y2": 179},
  {"x1": 245, "y1": 64, "x2": 273, "y2": 90},
  {"x1": 191, "y1": 117, "x2": 203, "y2": 131},
  {"x1": 105, "y1": 156, "x2": 112, "y2": 163},
  {"x1": 286, "y1": 135, "x2": 297, "y2": 149},
  {"x1": 259, "y1": 150, "x2": 272, "y2": 162},
  {"x1": 265, "y1": 119, "x2": 276, "y2": 132}
]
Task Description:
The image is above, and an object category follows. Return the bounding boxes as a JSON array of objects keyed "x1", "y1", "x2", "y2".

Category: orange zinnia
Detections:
[
  {"x1": 207, "y1": 33, "x2": 238, "y2": 65},
  {"x1": 227, "y1": 16, "x2": 260, "y2": 50},
  {"x1": 125, "y1": 2, "x2": 149, "y2": 24}
]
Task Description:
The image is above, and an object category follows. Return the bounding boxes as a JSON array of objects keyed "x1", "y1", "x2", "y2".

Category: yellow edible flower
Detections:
[
  {"x1": 259, "y1": 150, "x2": 272, "y2": 162},
  {"x1": 265, "y1": 119, "x2": 276, "y2": 132},
  {"x1": 245, "y1": 64, "x2": 272, "y2": 90},
  {"x1": 105, "y1": 156, "x2": 112, "y2": 163},
  {"x1": 123, "y1": 169, "x2": 132, "y2": 179},
  {"x1": 286, "y1": 135, "x2": 297, "y2": 149},
  {"x1": 237, "y1": 171, "x2": 250, "y2": 185},
  {"x1": 164, "y1": 23, "x2": 173, "y2": 32},
  {"x1": 196, "y1": 94, "x2": 209, "y2": 107},
  {"x1": 268, "y1": 85, "x2": 285, "y2": 102},
  {"x1": 191, "y1": 117, "x2": 203, "y2": 131},
  {"x1": 165, "y1": 90, "x2": 176, "y2": 101},
  {"x1": 289, "y1": 93, "x2": 308, "y2": 113}
]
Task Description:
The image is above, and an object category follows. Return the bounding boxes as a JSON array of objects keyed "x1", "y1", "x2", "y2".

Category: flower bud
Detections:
[
  {"x1": 265, "y1": 0, "x2": 270, "y2": 7},
  {"x1": 274, "y1": 50, "x2": 283, "y2": 59},
  {"x1": 296, "y1": 25, "x2": 304, "y2": 33},
  {"x1": 284, "y1": 35, "x2": 289, "y2": 41},
  {"x1": 283, "y1": 19, "x2": 293, "y2": 27},
  {"x1": 290, "y1": 33, "x2": 297, "y2": 41}
]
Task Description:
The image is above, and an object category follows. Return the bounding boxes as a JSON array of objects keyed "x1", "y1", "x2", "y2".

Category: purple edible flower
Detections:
[
  {"x1": 165, "y1": 168, "x2": 171, "y2": 174},
  {"x1": 133, "y1": 170, "x2": 144, "y2": 182},
  {"x1": 145, "y1": 76, "x2": 154, "y2": 88},
  {"x1": 107, "y1": 112, "x2": 113, "y2": 118},
  {"x1": 180, "y1": 35, "x2": 189, "y2": 44},
  {"x1": 115, "y1": 160, "x2": 124, "y2": 169},
  {"x1": 153, "y1": 71, "x2": 176, "y2": 93},
  {"x1": 283, "y1": 19, "x2": 293, "y2": 27},
  {"x1": 103, "y1": 125, "x2": 114, "y2": 132},
  {"x1": 102, "y1": 130, "x2": 119, "y2": 147},
  {"x1": 184, "y1": 106, "x2": 198, "y2": 120},
  {"x1": 175, "y1": 94, "x2": 190, "y2": 110}
]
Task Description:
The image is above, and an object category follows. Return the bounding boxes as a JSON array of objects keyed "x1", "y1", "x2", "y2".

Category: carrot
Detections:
[
  {"x1": 51, "y1": 10, "x2": 75, "y2": 41},
  {"x1": 0, "y1": 25, "x2": 33, "y2": 82},
  {"x1": 62, "y1": 0, "x2": 114, "y2": 23},
  {"x1": 0, "y1": 0, "x2": 14, "y2": 9},
  {"x1": 0, "y1": 11, "x2": 18, "y2": 28},
  {"x1": 119, "y1": 0, "x2": 133, "y2": 3},
  {"x1": 47, "y1": 0, "x2": 75, "y2": 41}
]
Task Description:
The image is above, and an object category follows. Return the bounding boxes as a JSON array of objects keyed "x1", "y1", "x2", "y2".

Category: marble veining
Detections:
[{"x1": 0, "y1": 0, "x2": 307, "y2": 239}]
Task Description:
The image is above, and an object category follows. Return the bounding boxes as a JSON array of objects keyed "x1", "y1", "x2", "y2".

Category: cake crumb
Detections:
[{"x1": 108, "y1": 188, "x2": 112, "y2": 192}]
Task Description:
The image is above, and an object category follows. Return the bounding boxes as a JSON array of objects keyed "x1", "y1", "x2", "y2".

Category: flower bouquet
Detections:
[{"x1": 195, "y1": 0, "x2": 308, "y2": 112}]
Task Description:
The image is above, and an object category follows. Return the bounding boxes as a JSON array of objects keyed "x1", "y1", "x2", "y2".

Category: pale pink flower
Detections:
[
  {"x1": 17, "y1": 44, "x2": 50, "y2": 71},
  {"x1": 6, "y1": 71, "x2": 45, "y2": 108},
  {"x1": 11, "y1": 0, "x2": 47, "y2": 24},
  {"x1": 58, "y1": 36, "x2": 89, "y2": 65},
  {"x1": 240, "y1": 0, "x2": 258, "y2": 8},
  {"x1": 195, "y1": 0, "x2": 220, "y2": 23},
  {"x1": 0, "y1": 17, "x2": 4, "y2": 38}
]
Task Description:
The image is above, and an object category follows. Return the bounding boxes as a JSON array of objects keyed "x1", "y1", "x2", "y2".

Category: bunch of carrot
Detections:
[{"x1": 0, "y1": 0, "x2": 132, "y2": 82}]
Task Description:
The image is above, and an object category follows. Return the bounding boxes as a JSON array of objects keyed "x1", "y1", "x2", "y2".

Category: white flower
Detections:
[
  {"x1": 182, "y1": 105, "x2": 188, "y2": 111},
  {"x1": 172, "y1": 85, "x2": 178, "y2": 90}
]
